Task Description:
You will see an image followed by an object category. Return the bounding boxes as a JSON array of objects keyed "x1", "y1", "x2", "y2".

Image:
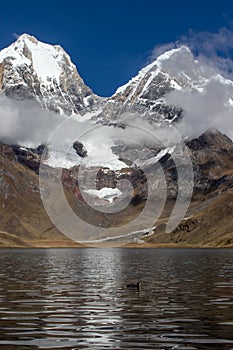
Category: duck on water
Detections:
[{"x1": 126, "y1": 281, "x2": 141, "y2": 291}]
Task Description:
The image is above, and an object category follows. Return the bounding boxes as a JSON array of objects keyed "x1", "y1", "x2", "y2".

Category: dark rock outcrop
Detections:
[{"x1": 73, "y1": 141, "x2": 87, "y2": 158}]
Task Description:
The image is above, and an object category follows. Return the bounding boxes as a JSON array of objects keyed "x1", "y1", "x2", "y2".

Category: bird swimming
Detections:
[{"x1": 126, "y1": 281, "x2": 141, "y2": 290}]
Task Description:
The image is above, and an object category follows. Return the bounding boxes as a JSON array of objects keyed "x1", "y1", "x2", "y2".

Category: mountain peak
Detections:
[
  {"x1": 0, "y1": 33, "x2": 68, "y2": 82},
  {"x1": 14, "y1": 33, "x2": 64, "y2": 55},
  {"x1": 0, "y1": 34, "x2": 98, "y2": 114},
  {"x1": 16, "y1": 33, "x2": 39, "y2": 43},
  {"x1": 156, "y1": 45, "x2": 192, "y2": 63},
  {"x1": 113, "y1": 45, "x2": 197, "y2": 98}
]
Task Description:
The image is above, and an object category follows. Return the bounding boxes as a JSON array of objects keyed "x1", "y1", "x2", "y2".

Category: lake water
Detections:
[{"x1": 0, "y1": 248, "x2": 233, "y2": 350}]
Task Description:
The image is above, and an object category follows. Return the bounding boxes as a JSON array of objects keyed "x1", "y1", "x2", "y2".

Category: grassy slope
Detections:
[
  {"x1": 0, "y1": 149, "x2": 82, "y2": 247},
  {"x1": 141, "y1": 189, "x2": 233, "y2": 248}
]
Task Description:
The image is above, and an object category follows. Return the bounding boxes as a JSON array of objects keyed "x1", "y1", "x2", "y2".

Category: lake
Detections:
[{"x1": 0, "y1": 248, "x2": 233, "y2": 349}]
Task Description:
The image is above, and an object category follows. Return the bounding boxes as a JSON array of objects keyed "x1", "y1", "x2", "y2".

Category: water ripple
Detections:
[{"x1": 0, "y1": 248, "x2": 233, "y2": 349}]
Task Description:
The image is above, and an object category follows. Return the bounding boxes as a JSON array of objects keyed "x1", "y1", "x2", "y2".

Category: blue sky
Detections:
[{"x1": 1, "y1": 0, "x2": 233, "y2": 96}]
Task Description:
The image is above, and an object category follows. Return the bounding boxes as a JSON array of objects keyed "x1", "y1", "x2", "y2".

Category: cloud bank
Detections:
[
  {"x1": 166, "y1": 79, "x2": 233, "y2": 139},
  {"x1": 0, "y1": 95, "x2": 64, "y2": 147},
  {"x1": 152, "y1": 27, "x2": 233, "y2": 139},
  {"x1": 152, "y1": 27, "x2": 233, "y2": 79}
]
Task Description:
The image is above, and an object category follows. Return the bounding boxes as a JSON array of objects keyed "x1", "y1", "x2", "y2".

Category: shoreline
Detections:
[{"x1": 1, "y1": 241, "x2": 233, "y2": 249}]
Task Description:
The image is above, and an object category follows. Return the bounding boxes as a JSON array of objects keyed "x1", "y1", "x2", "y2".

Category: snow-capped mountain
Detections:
[
  {"x1": 0, "y1": 34, "x2": 100, "y2": 115},
  {"x1": 100, "y1": 46, "x2": 233, "y2": 126},
  {"x1": 1, "y1": 34, "x2": 233, "y2": 171},
  {"x1": 1, "y1": 34, "x2": 233, "y2": 247},
  {"x1": 1, "y1": 34, "x2": 233, "y2": 127}
]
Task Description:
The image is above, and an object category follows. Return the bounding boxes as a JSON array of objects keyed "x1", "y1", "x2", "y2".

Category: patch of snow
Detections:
[
  {"x1": 134, "y1": 238, "x2": 145, "y2": 244},
  {"x1": 168, "y1": 115, "x2": 179, "y2": 124},
  {"x1": 170, "y1": 79, "x2": 182, "y2": 90},
  {"x1": 226, "y1": 98, "x2": 233, "y2": 108},
  {"x1": 142, "y1": 226, "x2": 156, "y2": 237},
  {"x1": 82, "y1": 143, "x2": 126, "y2": 171},
  {"x1": 26, "y1": 41, "x2": 63, "y2": 83},
  {"x1": 168, "y1": 146, "x2": 176, "y2": 154},
  {"x1": 182, "y1": 216, "x2": 192, "y2": 221},
  {"x1": 83, "y1": 96, "x2": 91, "y2": 107},
  {"x1": 70, "y1": 109, "x2": 103, "y2": 121},
  {"x1": 44, "y1": 146, "x2": 80, "y2": 169},
  {"x1": 137, "y1": 146, "x2": 175, "y2": 167},
  {"x1": 84, "y1": 187, "x2": 122, "y2": 203},
  {"x1": 44, "y1": 139, "x2": 126, "y2": 171}
]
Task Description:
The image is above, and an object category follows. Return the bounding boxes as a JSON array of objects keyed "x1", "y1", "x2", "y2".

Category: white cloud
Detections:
[
  {"x1": 151, "y1": 27, "x2": 233, "y2": 79},
  {"x1": 0, "y1": 95, "x2": 63, "y2": 146},
  {"x1": 166, "y1": 77, "x2": 233, "y2": 139}
]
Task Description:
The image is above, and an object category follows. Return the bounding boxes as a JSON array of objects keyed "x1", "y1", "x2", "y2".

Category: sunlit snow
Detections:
[{"x1": 84, "y1": 187, "x2": 122, "y2": 203}]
